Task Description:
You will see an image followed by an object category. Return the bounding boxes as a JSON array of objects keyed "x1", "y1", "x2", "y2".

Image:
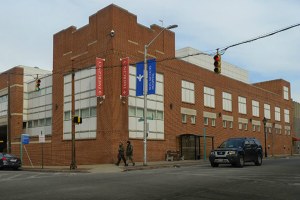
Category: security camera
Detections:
[{"x1": 110, "y1": 30, "x2": 115, "y2": 37}]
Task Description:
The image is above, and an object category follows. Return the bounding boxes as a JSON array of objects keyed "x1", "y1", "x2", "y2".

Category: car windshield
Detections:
[
  {"x1": 4, "y1": 154, "x2": 15, "y2": 158},
  {"x1": 219, "y1": 139, "x2": 243, "y2": 148}
]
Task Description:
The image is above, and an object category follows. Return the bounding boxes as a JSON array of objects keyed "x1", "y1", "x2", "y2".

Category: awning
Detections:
[{"x1": 292, "y1": 137, "x2": 300, "y2": 141}]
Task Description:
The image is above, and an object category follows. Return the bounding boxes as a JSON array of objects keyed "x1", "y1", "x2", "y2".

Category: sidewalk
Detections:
[
  {"x1": 21, "y1": 154, "x2": 300, "y2": 173},
  {"x1": 21, "y1": 159, "x2": 209, "y2": 173}
]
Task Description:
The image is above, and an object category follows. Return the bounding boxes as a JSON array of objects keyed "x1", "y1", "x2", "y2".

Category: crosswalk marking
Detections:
[{"x1": 0, "y1": 171, "x2": 76, "y2": 182}]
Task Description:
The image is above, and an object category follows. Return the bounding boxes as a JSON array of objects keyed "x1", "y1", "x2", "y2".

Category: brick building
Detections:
[{"x1": 0, "y1": 4, "x2": 294, "y2": 166}]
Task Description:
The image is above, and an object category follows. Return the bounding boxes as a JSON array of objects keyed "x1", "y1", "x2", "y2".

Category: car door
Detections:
[
  {"x1": 243, "y1": 140, "x2": 252, "y2": 161},
  {"x1": 249, "y1": 140, "x2": 257, "y2": 161}
]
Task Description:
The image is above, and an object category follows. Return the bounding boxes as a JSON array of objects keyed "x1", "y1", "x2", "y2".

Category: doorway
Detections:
[
  {"x1": 180, "y1": 134, "x2": 200, "y2": 160},
  {"x1": 0, "y1": 125, "x2": 7, "y2": 152},
  {"x1": 179, "y1": 134, "x2": 214, "y2": 160}
]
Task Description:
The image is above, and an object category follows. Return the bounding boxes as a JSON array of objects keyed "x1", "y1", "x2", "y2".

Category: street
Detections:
[{"x1": 1, "y1": 157, "x2": 300, "y2": 200}]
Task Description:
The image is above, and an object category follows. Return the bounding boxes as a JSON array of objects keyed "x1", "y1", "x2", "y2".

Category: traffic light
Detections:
[
  {"x1": 35, "y1": 79, "x2": 41, "y2": 91},
  {"x1": 213, "y1": 54, "x2": 221, "y2": 74},
  {"x1": 73, "y1": 116, "x2": 82, "y2": 124}
]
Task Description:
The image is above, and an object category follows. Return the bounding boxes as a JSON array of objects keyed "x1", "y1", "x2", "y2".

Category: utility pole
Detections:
[{"x1": 70, "y1": 64, "x2": 77, "y2": 170}]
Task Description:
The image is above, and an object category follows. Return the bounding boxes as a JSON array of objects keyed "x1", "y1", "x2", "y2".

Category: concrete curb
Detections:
[{"x1": 21, "y1": 160, "x2": 209, "y2": 173}]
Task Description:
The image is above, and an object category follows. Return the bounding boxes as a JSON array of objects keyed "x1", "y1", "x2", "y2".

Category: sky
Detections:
[{"x1": 0, "y1": 0, "x2": 299, "y2": 102}]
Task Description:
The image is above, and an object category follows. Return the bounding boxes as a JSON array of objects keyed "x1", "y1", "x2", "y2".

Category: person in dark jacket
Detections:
[
  {"x1": 126, "y1": 140, "x2": 135, "y2": 166},
  {"x1": 115, "y1": 142, "x2": 127, "y2": 166}
]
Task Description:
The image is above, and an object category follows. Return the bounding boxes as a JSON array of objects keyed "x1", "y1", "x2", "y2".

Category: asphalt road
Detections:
[{"x1": 1, "y1": 157, "x2": 300, "y2": 200}]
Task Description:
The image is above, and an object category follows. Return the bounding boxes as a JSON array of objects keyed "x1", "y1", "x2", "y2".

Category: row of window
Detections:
[
  {"x1": 181, "y1": 81, "x2": 290, "y2": 123},
  {"x1": 28, "y1": 117, "x2": 52, "y2": 128},
  {"x1": 64, "y1": 107, "x2": 97, "y2": 121},
  {"x1": 25, "y1": 86, "x2": 52, "y2": 100},
  {"x1": 181, "y1": 115, "x2": 291, "y2": 135},
  {"x1": 129, "y1": 106, "x2": 164, "y2": 120}
]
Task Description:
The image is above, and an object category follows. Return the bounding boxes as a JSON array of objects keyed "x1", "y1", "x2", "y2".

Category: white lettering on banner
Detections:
[{"x1": 96, "y1": 58, "x2": 104, "y2": 97}]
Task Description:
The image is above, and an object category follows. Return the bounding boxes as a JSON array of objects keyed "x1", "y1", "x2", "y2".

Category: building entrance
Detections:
[
  {"x1": 0, "y1": 126, "x2": 7, "y2": 152},
  {"x1": 179, "y1": 134, "x2": 214, "y2": 160}
]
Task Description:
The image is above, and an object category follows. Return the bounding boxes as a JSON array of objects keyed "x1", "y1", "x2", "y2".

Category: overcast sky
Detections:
[{"x1": 1, "y1": 0, "x2": 299, "y2": 102}]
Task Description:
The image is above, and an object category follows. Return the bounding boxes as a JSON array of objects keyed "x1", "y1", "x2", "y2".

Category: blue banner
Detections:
[
  {"x1": 147, "y1": 59, "x2": 156, "y2": 95},
  {"x1": 136, "y1": 61, "x2": 144, "y2": 96}
]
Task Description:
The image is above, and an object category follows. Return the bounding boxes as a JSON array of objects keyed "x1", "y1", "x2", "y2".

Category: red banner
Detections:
[
  {"x1": 121, "y1": 57, "x2": 129, "y2": 96},
  {"x1": 96, "y1": 58, "x2": 104, "y2": 97}
]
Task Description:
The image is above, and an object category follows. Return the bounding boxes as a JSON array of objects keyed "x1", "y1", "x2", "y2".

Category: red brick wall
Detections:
[
  {"x1": 0, "y1": 67, "x2": 24, "y2": 154},
  {"x1": 49, "y1": 4, "x2": 294, "y2": 165}
]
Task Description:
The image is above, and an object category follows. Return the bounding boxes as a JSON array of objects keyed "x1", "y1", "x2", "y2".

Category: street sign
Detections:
[
  {"x1": 21, "y1": 134, "x2": 29, "y2": 145},
  {"x1": 39, "y1": 132, "x2": 45, "y2": 143}
]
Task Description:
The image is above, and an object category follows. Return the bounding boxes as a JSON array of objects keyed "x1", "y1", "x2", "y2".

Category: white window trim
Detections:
[
  {"x1": 238, "y1": 96, "x2": 247, "y2": 114},
  {"x1": 204, "y1": 87, "x2": 215, "y2": 108}
]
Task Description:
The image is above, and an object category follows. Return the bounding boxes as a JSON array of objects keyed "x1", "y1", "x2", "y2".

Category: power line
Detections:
[
  {"x1": 1, "y1": 23, "x2": 299, "y2": 78},
  {"x1": 219, "y1": 23, "x2": 300, "y2": 55}
]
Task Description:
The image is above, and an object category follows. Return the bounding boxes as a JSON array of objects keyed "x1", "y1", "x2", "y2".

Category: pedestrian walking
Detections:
[
  {"x1": 115, "y1": 142, "x2": 127, "y2": 166},
  {"x1": 126, "y1": 140, "x2": 135, "y2": 166}
]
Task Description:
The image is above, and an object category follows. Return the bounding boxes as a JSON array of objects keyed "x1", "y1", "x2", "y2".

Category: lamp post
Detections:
[
  {"x1": 262, "y1": 117, "x2": 268, "y2": 158},
  {"x1": 143, "y1": 24, "x2": 178, "y2": 166}
]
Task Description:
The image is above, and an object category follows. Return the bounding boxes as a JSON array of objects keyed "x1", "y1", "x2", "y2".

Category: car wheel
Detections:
[
  {"x1": 238, "y1": 155, "x2": 244, "y2": 168},
  {"x1": 255, "y1": 154, "x2": 263, "y2": 166},
  {"x1": 210, "y1": 162, "x2": 219, "y2": 167}
]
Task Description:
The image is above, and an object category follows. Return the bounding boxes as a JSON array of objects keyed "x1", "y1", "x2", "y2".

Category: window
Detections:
[
  {"x1": 229, "y1": 121, "x2": 233, "y2": 129},
  {"x1": 223, "y1": 120, "x2": 227, "y2": 128},
  {"x1": 64, "y1": 111, "x2": 71, "y2": 121},
  {"x1": 90, "y1": 107, "x2": 97, "y2": 117},
  {"x1": 182, "y1": 114, "x2": 187, "y2": 123},
  {"x1": 275, "y1": 107, "x2": 281, "y2": 121},
  {"x1": 182, "y1": 80, "x2": 195, "y2": 104},
  {"x1": 252, "y1": 100, "x2": 259, "y2": 117},
  {"x1": 204, "y1": 87, "x2": 215, "y2": 108},
  {"x1": 239, "y1": 123, "x2": 243, "y2": 130},
  {"x1": 264, "y1": 104, "x2": 271, "y2": 119},
  {"x1": 238, "y1": 96, "x2": 247, "y2": 114},
  {"x1": 191, "y1": 116, "x2": 196, "y2": 124},
  {"x1": 284, "y1": 109, "x2": 290, "y2": 123},
  {"x1": 147, "y1": 110, "x2": 155, "y2": 120},
  {"x1": 157, "y1": 111, "x2": 163, "y2": 120},
  {"x1": 222, "y1": 92, "x2": 232, "y2": 111},
  {"x1": 39, "y1": 119, "x2": 45, "y2": 127},
  {"x1": 252, "y1": 125, "x2": 256, "y2": 132},
  {"x1": 278, "y1": 128, "x2": 282, "y2": 134},
  {"x1": 283, "y1": 86, "x2": 289, "y2": 100},
  {"x1": 81, "y1": 108, "x2": 90, "y2": 118},
  {"x1": 244, "y1": 123, "x2": 248, "y2": 131},
  {"x1": 204, "y1": 117, "x2": 208, "y2": 125},
  {"x1": 257, "y1": 125, "x2": 261, "y2": 132},
  {"x1": 28, "y1": 121, "x2": 32, "y2": 128},
  {"x1": 33, "y1": 120, "x2": 38, "y2": 127},
  {"x1": 75, "y1": 109, "x2": 79, "y2": 117},
  {"x1": 46, "y1": 118, "x2": 52, "y2": 126},
  {"x1": 136, "y1": 108, "x2": 144, "y2": 117},
  {"x1": 211, "y1": 118, "x2": 216, "y2": 127}
]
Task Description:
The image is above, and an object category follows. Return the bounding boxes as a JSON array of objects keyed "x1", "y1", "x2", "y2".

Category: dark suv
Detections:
[{"x1": 209, "y1": 137, "x2": 263, "y2": 167}]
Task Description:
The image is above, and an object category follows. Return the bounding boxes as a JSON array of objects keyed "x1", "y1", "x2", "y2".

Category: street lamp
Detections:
[
  {"x1": 262, "y1": 117, "x2": 268, "y2": 158},
  {"x1": 143, "y1": 24, "x2": 178, "y2": 166}
]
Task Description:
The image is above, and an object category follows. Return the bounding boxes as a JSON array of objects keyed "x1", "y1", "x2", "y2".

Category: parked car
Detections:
[
  {"x1": 209, "y1": 137, "x2": 263, "y2": 167},
  {"x1": 0, "y1": 153, "x2": 22, "y2": 170}
]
